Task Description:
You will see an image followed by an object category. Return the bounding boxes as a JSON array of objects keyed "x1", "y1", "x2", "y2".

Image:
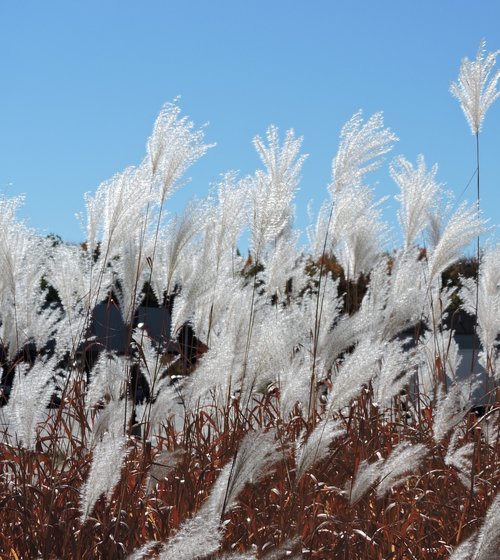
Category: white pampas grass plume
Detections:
[
  {"x1": 392, "y1": 155, "x2": 440, "y2": 251},
  {"x1": 376, "y1": 442, "x2": 427, "y2": 498},
  {"x1": 433, "y1": 382, "x2": 471, "y2": 443},
  {"x1": 330, "y1": 111, "x2": 397, "y2": 194},
  {"x1": 449, "y1": 535, "x2": 478, "y2": 560},
  {"x1": 295, "y1": 418, "x2": 344, "y2": 482},
  {"x1": 147, "y1": 101, "x2": 213, "y2": 206},
  {"x1": 427, "y1": 202, "x2": 486, "y2": 282},
  {"x1": 158, "y1": 429, "x2": 279, "y2": 559},
  {"x1": 347, "y1": 456, "x2": 384, "y2": 505},
  {"x1": 80, "y1": 430, "x2": 129, "y2": 522},
  {"x1": 474, "y1": 492, "x2": 500, "y2": 559},
  {"x1": 327, "y1": 339, "x2": 382, "y2": 412},
  {"x1": 445, "y1": 428, "x2": 475, "y2": 489},
  {"x1": 4, "y1": 358, "x2": 57, "y2": 450},
  {"x1": 450, "y1": 40, "x2": 500, "y2": 135},
  {"x1": 249, "y1": 126, "x2": 306, "y2": 260}
]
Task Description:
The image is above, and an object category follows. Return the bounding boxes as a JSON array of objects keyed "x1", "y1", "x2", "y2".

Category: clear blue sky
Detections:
[{"x1": 1, "y1": 1, "x2": 500, "y2": 250}]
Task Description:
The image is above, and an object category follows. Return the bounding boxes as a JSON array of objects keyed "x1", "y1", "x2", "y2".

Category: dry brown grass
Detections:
[{"x1": 0, "y1": 378, "x2": 498, "y2": 560}]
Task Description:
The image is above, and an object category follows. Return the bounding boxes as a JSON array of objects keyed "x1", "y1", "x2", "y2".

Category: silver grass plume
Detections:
[
  {"x1": 376, "y1": 441, "x2": 427, "y2": 498},
  {"x1": 450, "y1": 40, "x2": 500, "y2": 135},
  {"x1": 474, "y1": 492, "x2": 500, "y2": 560},
  {"x1": 133, "y1": 326, "x2": 172, "y2": 400},
  {"x1": 449, "y1": 535, "x2": 478, "y2": 560},
  {"x1": 392, "y1": 155, "x2": 440, "y2": 251},
  {"x1": 80, "y1": 397, "x2": 132, "y2": 520},
  {"x1": 182, "y1": 289, "x2": 249, "y2": 410},
  {"x1": 112, "y1": 231, "x2": 155, "y2": 326},
  {"x1": 332, "y1": 186, "x2": 388, "y2": 279},
  {"x1": 445, "y1": 428, "x2": 475, "y2": 490},
  {"x1": 327, "y1": 339, "x2": 383, "y2": 412},
  {"x1": 158, "y1": 430, "x2": 279, "y2": 559},
  {"x1": 4, "y1": 358, "x2": 58, "y2": 450},
  {"x1": 347, "y1": 455, "x2": 384, "y2": 505},
  {"x1": 460, "y1": 244, "x2": 500, "y2": 378},
  {"x1": 433, "y1": 382, "x2": 471, "y2": 443},
  {"x1": 249, "y1": 126, "x2": 306, "y2": 261},
  {"x1": 295, "y1": 417, "x2": 344, "y2": 482},
  {"x1": 0, "y1": 219, "x2": 58, "y2": 359},
  {"x1": 379, "y1": 250, "x2": 427, "y2": 341},
  {"x1": 330, "y1": 111, "x2": 397, "y2": 195},
  {"x1": 427, "y1": 201, "x2": 485, "y2": 282},
  {"x1": 86, "y1": 353, "x2": 130, "y2": 410},
  {"x1": 372, "y1": 339, "x2": 414, "y2": 409},
  {"x1": 150, "y1": 199, "x2": 207, "y2": 302},
  {"x1": 147, "y1": 101, "x2": 213, "y2": 207}
]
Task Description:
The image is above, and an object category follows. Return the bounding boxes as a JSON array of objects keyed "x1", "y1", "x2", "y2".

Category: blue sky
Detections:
[{"x1": 1, "y1": 1, "x2": 500, "y2": 251}]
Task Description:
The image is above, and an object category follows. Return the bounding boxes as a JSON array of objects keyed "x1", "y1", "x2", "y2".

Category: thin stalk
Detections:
[
  {"x1": 470, "y1": 132, "x2": 481, "y2": 381},
  {"x1": 309, "y1": 204, "x2": 335, "y2": 425}
]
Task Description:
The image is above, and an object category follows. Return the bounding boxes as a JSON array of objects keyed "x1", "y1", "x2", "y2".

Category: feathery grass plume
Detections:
[
  {"x1": 89, "y1": 164, "x2": 153, "y2": 262},
  {"x1": 46, "y1": 243, "x2": 90, "y2": 350},
  {"x1": 347, "y1": 456, "x2": 384, "y2": 505},
  {"x1": 220, "y1": 429, "x2": 280, "y2": 514},
  {"x1": 262, "y1": 229, "x2": 301, "y2": 302},
  {"x1": 392, "y1": 155, "x2": 440, "y2": 251},
  {"x1": 444, "y1": 428, "x2": 475, "y2": 490},
  {"x1": 449, "y1": 536, "x2": 478, "y2": 560},
  {"x1": 240, "y1": 303, "x2": 307, "y2": 404},
  {"x1": 474, "y1": 492, "x2": 500, "y2": 559},
  {"x1": 80, "y1": 429, "x2": 129, "y2": 522},
  {"x1": 147, "y1": 101, "x2": 213, "y2": 207},
  {"x1": 137, "y1": 371, "x2": 184, "y2": 440},
  {"x1": 330, "y1": 110, "x2": 397, "y2": 195},
  {"x1": 450, "y1": 40, "x2": 500, "y2": 135},
  {"x1": 482, "y1": 411, "x2": 500, "y2": 448},
  {"x1": 85, "y1": 353, "x2": 130, "y2": 410},
  {"x1": 376, "y1": 441, "x2": 427, "y2": 498},
  {"x1": 427, "y1": 201, "x2": 486, "y2": 282},
  {"x1": 112, "y1": 231, "x2": 155, "y2": 326},
  {"x1": 0, "y1": 222, "x2": 59, "y2": 359},
  {"x1": 433, "y1": 382, "x2": 471, "y2": 443},
  {"x1": 301, "y1": 273, "x2": 343, "y2": 360},
  {"x1": 81, "y1": 396, "x2": 132, "y2": 519},
  {"x1": 460, "y1": 244, "x2": 500, "y2": 378},
  {"x1": 371, "y1": 339, "x2": 414, "y2": 408},
  {"x1": 90, "y1": 396, "x2": 133, "y2": 446},
  {"x1": 150, "y1": 198, "x2": 207, "y2": 302},
  {"x1": 206, "y1": 173, "x2": 249, "y2": 265},
  {"x1": 327, "y1": 339, "x2": 383, "y2": 412},
  {"x1": 249, "y1": 126, "x2": 306, "y2": 261},
  {"x1": 158, "y1": 430, "x2": 279, "y2": 559},
  {"x1": 279, "y1": 352, "x2": 313, "y2": 420},
  {"x1": 126, "y1": 542, "x2": 161, "y2": 560},
  {"x1": 333, "y1": 186, "x2": 388, "y2": 279},
  {"x1": 379, "y1": 250, "x2": 427, "y2": 341},
  {"x1": 183, "y1": 290, "x2": 249, "y2": 409},
  {"x1": 295, "y1": 417, "x2": 344, "y2": 482},
  {"x1": 4, "y1": 357, "x2": 58, "y2": 450}
]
